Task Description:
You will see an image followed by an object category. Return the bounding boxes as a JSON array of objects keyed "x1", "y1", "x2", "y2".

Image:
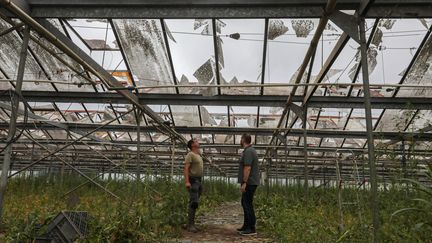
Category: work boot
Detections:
[
  {"x1": 236, "y1": 225, "x2": 246, "y2": 232},
  {"x1": 240, "y1": 228, "x2": 257, "y2": 236},
  {"x1": 187, "y1": 224, "x2": 199, "y2": 233},
  {"x1": 187, "y1": 207, "x2": 199, "y2": 233}
]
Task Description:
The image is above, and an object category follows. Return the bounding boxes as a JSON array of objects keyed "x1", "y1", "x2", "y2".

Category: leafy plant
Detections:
[{"x1": 391, "y1": 164, "x2": 432, "y2": 230}]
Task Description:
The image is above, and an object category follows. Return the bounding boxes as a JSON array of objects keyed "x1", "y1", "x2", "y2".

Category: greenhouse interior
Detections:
[{"x1": 0, "y1": 0, "x2": 431, "y2": 242}]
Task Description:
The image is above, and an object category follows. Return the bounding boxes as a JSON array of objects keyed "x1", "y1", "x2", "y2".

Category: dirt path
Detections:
[{"x1": 173, "y1": 201, "x2": 273, "y2": 243}]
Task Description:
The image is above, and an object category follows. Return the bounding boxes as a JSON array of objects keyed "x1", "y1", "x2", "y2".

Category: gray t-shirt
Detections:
[{"x1": 238, "y1": 146, "x2": 260, "y2": 186}]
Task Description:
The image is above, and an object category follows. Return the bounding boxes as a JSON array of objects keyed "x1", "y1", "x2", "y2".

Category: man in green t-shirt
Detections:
[{"x1": 183, "y1": 139, "x2": 204, "y2": 233}]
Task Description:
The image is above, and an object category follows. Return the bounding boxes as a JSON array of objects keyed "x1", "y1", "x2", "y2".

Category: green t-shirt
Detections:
[{"x1": 185, "y1": 151, "x2": 204, "y2": 177}]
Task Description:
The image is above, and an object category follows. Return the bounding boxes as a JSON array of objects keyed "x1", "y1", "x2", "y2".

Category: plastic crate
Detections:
[{"x1": 39, "y1": 211, "x2": 89, "y2": 243}]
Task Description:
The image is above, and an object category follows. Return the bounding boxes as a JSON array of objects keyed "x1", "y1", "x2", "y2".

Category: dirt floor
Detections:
[{"x1": 173, "y1": 201, "x2": 273, "y2": 243}]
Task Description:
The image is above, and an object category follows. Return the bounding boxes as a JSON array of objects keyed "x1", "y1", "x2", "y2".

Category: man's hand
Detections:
[
  {"x1": 240, "y1": 183, "x2": 247, "y2": 193},
  {"x1": 185, "y1": 182, "x2": 191, "y2": 190}
]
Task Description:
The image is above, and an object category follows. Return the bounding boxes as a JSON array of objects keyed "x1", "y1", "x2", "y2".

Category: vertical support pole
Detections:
[
  {"x1": 324, "y1": 166, "x2": 327, "y2": 187},
  {"x1": 401, "y1": 140, "x2": 406, "y2": 178},
  {"x1": 212, "y1": 18, "x2": 221, "y2": 95},
  {"x1": 171, "y1": 137, "x2": 175, "y2": 180},
  {"x1": 359, "y1": 17, "x2": 380, "y2": 242},
  {"x1": 136, "y1": 110, "x2": 141, "y2": 181},
  {"x1": 336, "y1": 154, "x2": 344, "y2": 233},
  {"x1": 265, "y1": 158, "x2": 270, "y2": 197},
  {"x1": 0, "y1": 25, "x2": 30, "y2": 223},
  {"x1": 303, "y1": 105, "x2": 309, "y2": 196}
]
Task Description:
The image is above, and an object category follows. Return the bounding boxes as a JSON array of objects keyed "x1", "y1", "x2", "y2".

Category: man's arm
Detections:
[
  {"x1": 241, "y1": 149, "x2": 253, "y2": 192},
  {"x1": 184, "y1": 154, "x2": 191, "y2": 189},
  {"x1": 243, "y1": 165, "x2": 251, "y2": 184}
]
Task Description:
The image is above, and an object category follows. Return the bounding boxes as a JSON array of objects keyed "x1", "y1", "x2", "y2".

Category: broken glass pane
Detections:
[
  {"x1": 219, "y1": 19, "x2": 264, "y2": 95},
  {"x1": 164, "y1": 19, "x2": 217, "y2": 95},
  {"x1": 113, "y1": 19, "x2": 175, "y2": 93}
]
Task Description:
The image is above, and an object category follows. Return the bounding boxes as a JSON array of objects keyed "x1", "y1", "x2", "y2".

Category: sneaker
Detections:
[
  {"x1": 240, "y1": 229, "x2": 257, "y2": 236},
  {"x1": 236, "y1": 225, "x2": 246, "y2": 232},
  {"x1": 187, "y1": 224, "x2": 199, "y2": 233}
]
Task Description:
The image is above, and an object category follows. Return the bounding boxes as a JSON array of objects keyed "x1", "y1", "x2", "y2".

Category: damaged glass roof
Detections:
[{"x1": 0, "y1": 13, "x2": 432, "y2": 179}]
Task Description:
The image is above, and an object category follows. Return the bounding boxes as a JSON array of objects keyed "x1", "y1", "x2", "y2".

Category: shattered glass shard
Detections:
[
  {"x1": 268, "y1": 19, "x2": 289, "y2": 40},
  {"x1": 193, "y1": 58, "x2": 215, "y2": 84},
  {"x1": 371, "y1": 28, "x2": 383, "y2": 47},
  {"x1": 291, "y1": 20, "x2": 315, "y2": 38},
  {"x1": 378, "y1": 19, "x2": 396, "y2": 30},
  {"x1": 194, "y1": 19, "x2": 209, "y2": 30}
]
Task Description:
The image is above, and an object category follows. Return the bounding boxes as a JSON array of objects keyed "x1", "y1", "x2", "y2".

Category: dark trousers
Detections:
[
  {"x1": 241, "y1": 184, "x2": 257, "y2": 230},
  {"x1": 189, "y1": 176, "x2": 202, "y2": 209},
  {"x1": 188, "y1": 177, "x2": 202, "y2": 226}
]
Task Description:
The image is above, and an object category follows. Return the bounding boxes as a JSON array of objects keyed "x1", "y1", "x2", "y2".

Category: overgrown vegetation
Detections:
[
  {"x1": 2, "y1": 174, "x2": 238, "y2": 242},
  {"x1": 1, "y1": 170, "x2": 431, "y2": 242},
  {"x1": 255, "y1": 167, "x2": 432, "y2": 242}
]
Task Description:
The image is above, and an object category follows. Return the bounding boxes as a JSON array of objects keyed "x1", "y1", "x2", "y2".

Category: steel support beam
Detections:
[
  {"x1": 0, "y1": 91, "x2": 431, "y2": 109},
  {"x1": 2, "y1": 122, "x2": 432, "y2": 141},
  {"x1": 0, "y1": 25, "x2": 30, "y2": 222},
  {"x1": 7, "y1": 109, "x2": 133, "y2": 178},
  {"x1": 359, "y1": 15, "x2": 380, "y2": 242},
  {"x1": 6, "y1": 0, "x2": 430, "y2": 18}
]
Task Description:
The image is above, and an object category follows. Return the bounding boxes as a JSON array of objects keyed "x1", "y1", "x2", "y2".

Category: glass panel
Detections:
[
  {"x1": 113, "y1": 19, "x2": 175, "y2": 93},
  {"x1": 397, "y1": 19, "x2": 432, "y2": 98},
  {"x1": 147, "y1": 105, "x2": 173, "y2": 124},
  {"x1": 369, "y1": 19, "x2": 429, "y2": 95},
  {"x1": 342, "y1": 138, "x2": 366, "y2": 148},
  {"x1": 28, "y1": 19, "x2": 94, "y2": 92},
  {"x1": 165, "y1": 19, "x2": 217, "y2": 95},
  {"x1": 256, "y1": 135, "x2": 271, "y2": 144},
  {"x1": 0, "y1": 19, "x2": 54, "y2": 91},
  {"x1": 314, "y1": 108, "x2": 351, "y2": 130},
  {"x1": 352, "y1": 19, "x2": 431, "y2": 97},
  {"x1": 200, "y1": 106, "x2": 228, "y2": 127},
  {"x1": 406, "y1": 110, "x2": 432, "y2": 132},
  {"x1": 90, "y1": 51, "x2": 126, "y2": 71},
  {"x1": 307, "y1": 20, "x2": 344, "y2": 96},
  {"x1": 376, "y1": 109, "x2": 417, "y2": 132},
  {"x1": 200, "y1": 106, "x2": 232, "y2": 144},
  {"x1": 264, "y1": 18, "x2": 319, "y2": 95},
  {"x1": 345, "y1": 109, "x2": 381, "y2": 131},
  {"x1": 219, "y1": 19, "x2": 264, "y2": 95},
  {"x1": 314, "y1": 19, "x2": 375, "y2": 97},
  {"x1": 321, "y1": 137, "x2": 343, "y2": 148},
  {"x1": 230, "y1": 106, "x2": 258, "y2": 127},
  {"x1": 192, "y1": 134, "x2": 213, "y2": 144},
  {"x1": 258, "y1": 107, "x2": 282, "y2": 128},
  {"x1": 67, "y1": 19, "x2": 118, "y2": 50},
  {"x1": 171, "y1": 105, "x2": 200, "y2": 126},
  {"x1": 149, "y1": 132, "x2": 169, "y2": 143}
]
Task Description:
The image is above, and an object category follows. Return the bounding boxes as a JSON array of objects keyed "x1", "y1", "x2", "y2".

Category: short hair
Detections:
[
  {"x1": 187, "y1": 139, "x2": 195, "y2": 150},
  {"x1": 241, "y1": 133, "x2": 252, "y2": 144}
]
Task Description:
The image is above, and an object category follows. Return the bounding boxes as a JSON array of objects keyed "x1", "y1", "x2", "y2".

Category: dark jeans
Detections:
[
  {"x1": 241, "y1": 184, "x2": 257, "y2": 230},
  {"x1": 189, "y1": 176, "x2": 202, "y2": 209}
]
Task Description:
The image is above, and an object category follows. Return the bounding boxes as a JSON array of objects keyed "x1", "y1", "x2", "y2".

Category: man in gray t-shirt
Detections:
[{"x1": 237, "y1": 133, "x2": 260, "y2": 236}]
